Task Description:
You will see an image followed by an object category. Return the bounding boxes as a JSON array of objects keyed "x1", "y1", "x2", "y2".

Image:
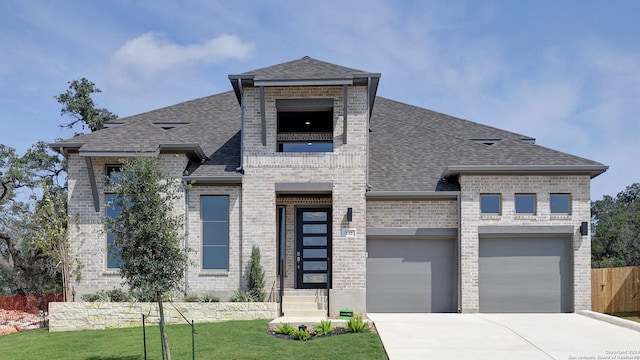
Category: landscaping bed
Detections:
[{"x1": 0, "y1": 309, "x2": 46, "y2": 336}]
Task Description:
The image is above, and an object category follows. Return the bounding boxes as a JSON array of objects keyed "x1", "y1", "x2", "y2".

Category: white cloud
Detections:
[{"x1": 108, "y1": 33, "x2": 253, "y2": 88}]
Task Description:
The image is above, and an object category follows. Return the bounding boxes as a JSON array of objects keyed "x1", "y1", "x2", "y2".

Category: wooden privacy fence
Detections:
[{"x1": 592, "y1": 266, "x2": 640, "y2": 313}]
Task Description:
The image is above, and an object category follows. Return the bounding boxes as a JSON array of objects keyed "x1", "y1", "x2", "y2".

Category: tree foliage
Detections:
[
  {"x1": 247, "y1": 245, "x2": 265, "y2": 302},
  {"x1": 592, "y1": 183, "x2": 640, "y2": 268},
  {"x1": 54, "y1": 78, "x2": 117, "y2": 133},
  {"x1": 105, "y1": 156, "x2": 188, "y2": 360},
  {"x1": 0, "y1": 142, "x2": 66, "y2": 297}
]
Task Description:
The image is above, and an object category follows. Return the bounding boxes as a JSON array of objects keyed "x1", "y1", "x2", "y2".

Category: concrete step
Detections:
[
  {"x1": 282, "y1": 289, "x2": 328, "y2": 296},
  {"x1": 268, "y1": 317, "x2": 349, "y2": 330},
  {"x1": 283, "y1": 309, "x2": 328, "y2": 318},
  {"x1": 282, "y1": 295, "x2": 327, "y2": 304},
  {"x1": 283, "y1": 302, "x2": 326, "y2": 311}
]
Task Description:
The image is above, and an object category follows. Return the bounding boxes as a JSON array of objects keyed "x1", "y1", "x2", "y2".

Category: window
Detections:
[
  {"x1": 105, "y1": 194, "x2": 122, "y2": 269},
  {"x1": 550, "y1": 194, "x2": 571, "y2": 214},
  {"x1": 480, "y1": 194, "x2": 501, "y2": 214},
  {"x1": 201, "y1": 196, "x2": 229, "y2": 270},
  {"x1": 277, "y1": 206, "x2": 286, "y2": 276},
  {"x1": 106, "y1": 165, "x2": 122, "y2": 184},
  {"x1": 515, "y1": 194, "x2": 536, "y2": 214},
  {"x1": 276, "y1": 99, "x2": 333, "y2": 152}
]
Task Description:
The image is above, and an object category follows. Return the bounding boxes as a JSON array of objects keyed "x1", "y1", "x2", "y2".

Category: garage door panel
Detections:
[
  {"x1": 367, "y1": 238, "x2": 454, "y2": 313},
  {"x1": 479, "y1": 237, "x2": 569, "y2": 313}
]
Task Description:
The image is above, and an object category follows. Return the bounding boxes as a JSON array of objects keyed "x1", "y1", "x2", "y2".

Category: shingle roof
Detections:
[
  {"x1": 368, "y1": 97, "x2": 606, "y2": 191},
  {"x1": 238, "y1": 56, "x2": 373, "y2": 81},
  {"x1": 52, "y1": 58, "x2": 606, "y2": 190},
  {"x1": 52, "y1": 91, "x2": 241, "y2": 177}
]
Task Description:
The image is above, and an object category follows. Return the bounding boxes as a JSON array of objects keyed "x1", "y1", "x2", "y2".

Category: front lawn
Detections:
[{"x1": 0, "y1": 319, "x2": 387, "y2": 360}]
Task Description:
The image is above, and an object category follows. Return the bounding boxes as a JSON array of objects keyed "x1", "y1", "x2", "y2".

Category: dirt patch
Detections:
[{"x1": 0, "y1": 309, "x2": 46, "y2": 336}]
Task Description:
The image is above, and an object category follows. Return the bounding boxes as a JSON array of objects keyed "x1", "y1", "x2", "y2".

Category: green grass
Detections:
[
  {"x1": 0, "y1": 320, "x2": 387, "y2": 360},
  {"x1": 611, "y1": 311, "x2": 640, "y2": 323}
]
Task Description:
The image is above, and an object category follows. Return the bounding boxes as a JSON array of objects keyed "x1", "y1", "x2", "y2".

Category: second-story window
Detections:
[
  {"x1": 276, "y1": 99, "x2": 333, "y2": 152},
  {"x1": 480, "y1": 194, "x2": 501, "y2": 214},
  {"x1": 106, "y1": 164, "x2": 122, "y2": 184}
]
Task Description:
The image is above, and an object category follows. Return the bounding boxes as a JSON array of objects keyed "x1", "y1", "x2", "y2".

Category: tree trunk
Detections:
[{"x1": 157, "y1": 292, "x2": 171, "y2": 360}]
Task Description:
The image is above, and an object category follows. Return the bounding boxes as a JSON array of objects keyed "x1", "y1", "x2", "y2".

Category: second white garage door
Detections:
[
  {"x1": 366, "y1": 238, "x2": 455, "y2": 313},
  {"x1": 479, "y1": 236, "x2": 571, "y2": 313}
]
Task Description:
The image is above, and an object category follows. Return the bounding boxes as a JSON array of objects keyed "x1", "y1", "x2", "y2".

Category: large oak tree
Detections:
[{"x1": 592, "y1": 183, "x2": 640, "y2": 268}]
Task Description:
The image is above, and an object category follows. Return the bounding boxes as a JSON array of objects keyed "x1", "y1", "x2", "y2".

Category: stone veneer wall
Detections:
[
  {"x1": 49, "y1": 302, "x2": 277, "y2": 332},
  {"x1": 459, "y1": 174, "x2": 592, "y2": 312},
  {"x1": 66, "y1": 154, "x2": 189, "y2": 300}
]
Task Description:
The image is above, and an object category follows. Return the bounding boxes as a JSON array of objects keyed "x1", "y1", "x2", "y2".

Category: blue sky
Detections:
[{"x1": 1, "y1": 0, "x2": 638, "y2": 200}]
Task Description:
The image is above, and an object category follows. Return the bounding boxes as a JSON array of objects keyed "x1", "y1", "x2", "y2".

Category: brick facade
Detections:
[
  {"x1": 240, "y1": 85, "x2": 369, "y2": 313},
  {"x1": 67, "y1": 154, "x2": 188, "y2": 300},
  {"x1": 366, "y1": 199, "x2": 458, "y2": 228},
  {"x1": 62, "y1": 60, "x2": 599, "y2": 316},
  {"x1": 459, "y1": 175, "x2": 592, "y2": 312}
]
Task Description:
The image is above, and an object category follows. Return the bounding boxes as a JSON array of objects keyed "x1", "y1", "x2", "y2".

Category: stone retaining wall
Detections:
[{"x1": 48, "y1": 302, "x2": 277, "y2": 332}]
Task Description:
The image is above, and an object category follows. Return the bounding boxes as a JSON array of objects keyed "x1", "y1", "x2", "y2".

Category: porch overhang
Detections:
[{"x1": 275, "y1": 182, "x2": 333, "y2": 194}]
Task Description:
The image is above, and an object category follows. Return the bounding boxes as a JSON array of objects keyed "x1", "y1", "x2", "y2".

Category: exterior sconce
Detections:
[
  {"x1": 580, "y1": 222, "x2": 588, "y2": 236},
  {"x1": 347, "y1": 207, "x2": 353, "y2": 222}
]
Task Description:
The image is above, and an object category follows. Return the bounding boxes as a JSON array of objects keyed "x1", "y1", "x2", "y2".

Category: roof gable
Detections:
[{"x1": 237, "y1": 56, "x2": 373, "y2": 81}]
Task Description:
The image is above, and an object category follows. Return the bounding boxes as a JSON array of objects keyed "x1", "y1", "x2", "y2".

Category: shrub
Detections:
[
  {"x1": 274, "y1": 323, "x2": 296, "y2": 336},
  {"x1": 313, "y1": 319, "x2": 333, "y2": 336},
  {"x1": 81, "y1": 292, "x2": 104, "y2": 302},
  {"x1": 229, "y1": 289, "x2": 254, "y2": 302},
  {"x1": 346, "y1": 315, "x2": 369, "y2": 333},
  {"x1": 104, "y1": 288, "x2": 132, "y2": 302},
  {"x1": 200, "y1": 294, "x2": 219, "y2": 302},
  {"x1": 183, "y1": 294, "x2": 200, "y2": 302},
  {"x1": 247, "y1": 246, "x2": 265, "y2": 302},
  {"x1": 292, "y1": 329, "x2": 310, "y2": 341},
  {"x1": 81, "y1": 289, "x2": 133, "y2": 302}
]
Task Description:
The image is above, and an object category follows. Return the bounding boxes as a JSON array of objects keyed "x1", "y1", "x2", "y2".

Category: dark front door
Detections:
[{"x1": 296, "y1": 208, "x2": 331, "y2": 289}]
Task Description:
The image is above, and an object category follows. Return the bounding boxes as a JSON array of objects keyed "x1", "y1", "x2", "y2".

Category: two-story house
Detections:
[{"x1": 52, "y1": 57, "x2": 607, "y2": 315}]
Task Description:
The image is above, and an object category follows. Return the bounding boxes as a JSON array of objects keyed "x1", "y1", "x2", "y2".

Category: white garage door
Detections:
[
  {"x1": 479, "y1": 237, "x2": 571, "y2": 313},
  {"x1": 366, "y1": 238, "x2": 455, "y2": 312}
]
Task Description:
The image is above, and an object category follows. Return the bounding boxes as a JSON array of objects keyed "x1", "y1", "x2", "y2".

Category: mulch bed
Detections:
[{"x1": 268, "y1": 326, "x2": 353, "y2": 340}]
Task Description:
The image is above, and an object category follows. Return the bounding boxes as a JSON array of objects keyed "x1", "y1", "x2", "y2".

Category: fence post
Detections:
[
  {"x1": 142, "y1": 314, "x2": 147, "y2": 360},
  {"x1": 191, "y1": 320, "x2": 195, "y2": 360}
]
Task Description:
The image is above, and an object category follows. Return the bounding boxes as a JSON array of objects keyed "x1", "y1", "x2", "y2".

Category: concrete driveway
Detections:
[{"x1": 367, "y1": 312, "x2": 640, "y2": 360}]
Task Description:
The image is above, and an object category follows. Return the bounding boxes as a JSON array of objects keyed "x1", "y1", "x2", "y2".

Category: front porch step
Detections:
[
  {"x1": 281, "y1": 290, "x2": 328, "y2": 318},
  {"x1": 283, "y1": 309, "x2": 328, "y2": 317}
]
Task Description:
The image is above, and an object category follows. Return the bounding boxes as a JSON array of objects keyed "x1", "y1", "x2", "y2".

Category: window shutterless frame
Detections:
[
  {"x1": 105, "y1": 164, "x2": 122, "y2": 184},
  {"x1": 480, "y1": 194, "x2": 501, "y2": 214},
  {"x1": 276, "y1": 99, "x2": 334, "y2": 153},
  {"x1": 201, "y1": 196, "x2": 230, "y2": 270},
  {"x1": 105, "y1": 193, "x2": 122, "y2": 269},
  {"x1": 515, "y1": 193, "x2": 536, "y2": 214},
  {"x1": 550, "y1": 193, "x2": 571, "y2": 214}
]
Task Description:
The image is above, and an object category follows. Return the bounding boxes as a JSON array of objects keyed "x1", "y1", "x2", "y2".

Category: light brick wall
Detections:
[
  {"x1": 67, "y1": 154, "x2": 188, "y2": 300},
  {"x1": 184, "y1": 185, "x2": 242, "y2": 300},
  {"x1": 459, "y1": 174, "x2": 592, "y2": 312},
  {"x1": 241, "y1": 85, "x2": 369, "y2": 313},
  {"x1": 366, "y1": 199, "x2": 458, "y2": 228}
]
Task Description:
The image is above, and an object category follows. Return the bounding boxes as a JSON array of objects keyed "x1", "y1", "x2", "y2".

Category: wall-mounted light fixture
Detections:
[
  {"x1": 347, "y1": 207, "x2": 353, "y2": 222},
  {"x1": 580, "y1": 221, "x2": 588, "y2": 236}
]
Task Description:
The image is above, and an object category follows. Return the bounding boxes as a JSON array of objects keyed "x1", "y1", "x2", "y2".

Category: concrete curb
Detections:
[{"x1": 578, "y1": 310, "x2": 640, "y2": 332}]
